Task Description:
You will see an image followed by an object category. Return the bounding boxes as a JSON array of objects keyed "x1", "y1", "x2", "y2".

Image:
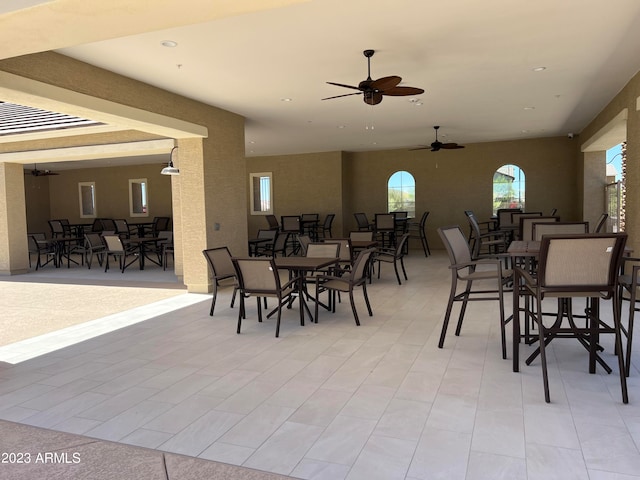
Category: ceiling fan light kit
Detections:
[{"x1": 322, "y1": 49, "x2": 424, "y2": 105}]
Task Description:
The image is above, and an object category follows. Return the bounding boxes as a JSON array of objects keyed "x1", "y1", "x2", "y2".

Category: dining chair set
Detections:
[
  {"x1": 28, "y1": 216, "x2": 173, "y2": 273},
  {"x1": 438, "y1": 210, "x2": 633, "y2": 404},
  {"x1": 353, "y1": 211, "x2": 431, "y2": 256},
  {"x1": 203, "y1": 240, "x2": 376, "y2": 338}
]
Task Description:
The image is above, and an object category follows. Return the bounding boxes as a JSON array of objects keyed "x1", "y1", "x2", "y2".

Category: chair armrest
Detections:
[{"x1": 515, "y1": 266, "x2": 537, "y2": 287}]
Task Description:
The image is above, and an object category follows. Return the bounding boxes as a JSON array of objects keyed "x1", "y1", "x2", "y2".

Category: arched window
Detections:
[
  {"x1": 493, "y1": 164, "x2": 525, "y2": 214},
  {"x1": 388, "y1": 171, "x2": 415, "y2": 217}
]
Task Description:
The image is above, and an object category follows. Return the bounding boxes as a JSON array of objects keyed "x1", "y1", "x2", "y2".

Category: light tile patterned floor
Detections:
[{"x1": 0, "y1": 251, "x2": 639, "y2": 479}]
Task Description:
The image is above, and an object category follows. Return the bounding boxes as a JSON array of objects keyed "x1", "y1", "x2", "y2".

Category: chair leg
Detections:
[
  {"x1": 498, "y1": 279, "x2": 507, "y2": 360},
  {"x1": 438, "y1": 275, "x2": 458, "y2": 349},
  {"x1": 349, "y1": 291, "x2": 360, "y2": 326},
  {"x1": 613, "y1": 294, "x2": 629, "y2": 403},
  {"x1": 393, "y1": 260, "x2": 402, "y2": 285},
  {"x1": 230, "y1": 287, "x2": 238, "y2": 309},
  {"x1": 209, "y1": 282, "x2": 218, "y2": 316},
  {"x1": 455, "y1": 281, "x2": 473, "y2": 336},
  {"x1": 535, "y1": 295, "x2": 551, "y2": 403},
  {"x1": 362, "y1": 283, "x2": 373, "y2": 317},
  {"x1": 400, "y1": 257, "x2": 408, "y2": 281},
  {"x1": 275, "y1": 299, "x2": 282, "y2": 337},
  {"x1": 237, "y1": 295, "x2": 244, "y2": 334},
  {"x1": 625, "y1": 285, "x2": 636, "y2": 378}
]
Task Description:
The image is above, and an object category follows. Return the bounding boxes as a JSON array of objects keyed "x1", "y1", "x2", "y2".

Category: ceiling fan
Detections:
[
  {"x1": 25, "y1": 164, "x2": 59, "y2": 176},
  {"x1": 411, "y1": 126, "x2": 465, "y2": 151},
  {"x1": 322, "y1": 49, "x2": 424, "y2": 105}
]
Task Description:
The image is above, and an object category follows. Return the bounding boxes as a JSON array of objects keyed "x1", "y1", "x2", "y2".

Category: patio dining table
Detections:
[{"x1": 272, "y1": 256, "x2": 339, "y2": 325}]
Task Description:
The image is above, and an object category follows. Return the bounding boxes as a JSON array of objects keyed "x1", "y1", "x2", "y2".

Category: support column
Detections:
[
  {"x1": 0, "y1": 163, "x2": 29, "y2": 275},
  {"x1": 582, "y1": 150, "x2": 606, "y2": 227}
]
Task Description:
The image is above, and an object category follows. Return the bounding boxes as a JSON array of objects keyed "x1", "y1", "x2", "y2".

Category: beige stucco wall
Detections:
[
  {"x1": 246, "y1": 151, "x2": 344, "y2": 240},
  {"x1": 246, "y1": 136, "x2": 579, "y2": 250},
  {"x1": 345, "y1": 136, "x2": 579, "y2": 249}
]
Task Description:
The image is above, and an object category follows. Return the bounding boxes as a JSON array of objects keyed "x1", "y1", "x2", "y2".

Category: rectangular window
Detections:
[
  {"x1": 250, "y1": 172, "x2": 272, "y2": 215},
  {"x1": 78, "y1": 181, "x2": 96, "y2": 218},
  {"x1": 129, "y1": 178, "x2": 148, "y2": 217}
]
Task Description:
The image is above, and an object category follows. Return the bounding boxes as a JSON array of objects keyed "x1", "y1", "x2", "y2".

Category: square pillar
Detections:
[{"x1": 0, "y1": 162, "x2": 29, "y2": 275}]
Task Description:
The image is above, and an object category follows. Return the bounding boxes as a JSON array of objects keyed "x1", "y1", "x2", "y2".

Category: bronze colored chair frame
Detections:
[
  {"x1": 314, "y1": 248, "x2": 375, "y2": 326},
  {"x1": 202, "y1": 247, "x2": 239, "y2": 316},
  {"x1": 376, "y1": 233, "x2": 410, "y2": 285},
  {"x1": 408, "y1": 211, "x2": 431, "y2": 257},
  {"x1": 518, "y1": 233, "x2": 628, "y2": 403},
  {"x1": 438, "y1": 225, "x2": 513, "y2": 359},
  {"x1": 232, "y1": 257, "x2": 297, "y2": 337}
]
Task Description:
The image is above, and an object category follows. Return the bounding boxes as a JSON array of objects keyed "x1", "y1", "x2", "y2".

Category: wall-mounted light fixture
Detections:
[{"x1": 161, "y1": 146, "x2": 180, "y2": 175}]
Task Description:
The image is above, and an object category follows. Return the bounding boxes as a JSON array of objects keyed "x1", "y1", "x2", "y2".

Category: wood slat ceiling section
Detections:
[{"x1": 0, "y1": 101, "x2": 103, "y2": 136}]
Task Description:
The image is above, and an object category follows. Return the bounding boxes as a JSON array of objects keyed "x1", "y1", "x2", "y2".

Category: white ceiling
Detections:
[{"x1": 3, "y1": 0, "x2": 640, "y2": 165}]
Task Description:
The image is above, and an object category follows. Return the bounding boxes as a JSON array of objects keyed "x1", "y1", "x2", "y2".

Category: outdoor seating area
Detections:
[
  {"x1": 27, "y1": 217, "x2": 174, "y2": 274},
  {"x1": 1, "y1": 250, "x2": 638, "y2": 480}
]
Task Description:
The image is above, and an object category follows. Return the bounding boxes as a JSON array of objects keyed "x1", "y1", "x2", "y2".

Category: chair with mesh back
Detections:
[
  {"x1": 314, "y1": 248, "x2": 375, "y2": 326},
  {"x1": 84, "y1": 233, "x2": 106, "y2": 269},
  {"x1": 28, "y1": 234, "x2": 56, "y2": 270},
  {"x1": 103, "y1": 235, "x2": 139, "y2": 273},
  {"x1": 202, "y1": 247, "x2": 239, "y2": 316},
  {"x1": 617, "y1": 256, "x2": 640, "y2": 377},
  {"x1": 518, "y1": 233, "x2": 628, "y2": 403},
  {"x1": 496, "y1": 208, "x2": 522, "y2": 230},
  {"x1": 265, "y1": 214, "x2": 279, "y2": 231},
  {"x1": 354, "y1": 212, "x2": 372, "y2": 231},
  {"x1": 48, "y1": 219, "x2": 66, "y2": 238},
  {"x1": 301, "y1": 213, "x2": 319, "y2": 240},
  {"x1": 376, "y1": 233, "x2": 410, "y2": 285},
  {"x1": 511, "y1": 212, "x2": 542, "y2": 240},
  {"x1": 520, "y1": 216, "x2": 559, "y2": 241},
  {"x1": 314, "y1": 214, "x2": 335, "y2": 239},
  {"x1": 304, "y1": 242, "x2": 340, "y2": 283},
  {"x1": 280, "y1": 215, "x2": 301, "y2": 255},
  {"x1": 374, "y1": 213, "x2": 396, "y2": 248},
  {"x1": 437, "y1": 225, "x2": 513, "y2": 359},
  {"x1": 465, "y1": 211, "x2": 509, "y2": 259},
  {"x1": 594, "y1": 213, "x2": 609, "y2": 233},
  {"x1": 297, "y1": 234, "x2": 312, "y2": 256},
  {"x1": 114, "y1": 219, "x2": 132, "y2": 238},
  {"x1": 349, "y1": 231, "x2": 373, "y2": 241},
  {"x1": 232, "y1": 257, "x2": 297, "y2": 337},
  {"x1": 100, "y1": 218, "x2": 117, "y2": 233},
  {"x1": 532, "y1": 221, "x2": 589, "y2": 241},
  {"x1": 252, "y1": 229, "x2": 277, "y2": 256},
  {"x1": 408, "y1": 211, "x2": 431, "y2": 257}
]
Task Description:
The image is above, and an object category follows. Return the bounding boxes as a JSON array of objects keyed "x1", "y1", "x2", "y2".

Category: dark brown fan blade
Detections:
[
  {"x1": 364, "y1": 91, "x2": 383, "y2": 105},
  {"x1": 322, "y1": 92, "x2": 363, "y2": 101},
  {"x1": 382, "y1": 86, "x2": 425, "y2": 96},
  {"x1": 326, "y1": 81, "x2": 362, "y2": 91},
  {"x1": 371, "y1": 75, "x2": 402, "y2": 92},
  {"x1": 409, "y1": 146, "x2": 431, "y2": 151},
  {"x1": 441, "y1": 143, "x2": 465, "y2": 149}
]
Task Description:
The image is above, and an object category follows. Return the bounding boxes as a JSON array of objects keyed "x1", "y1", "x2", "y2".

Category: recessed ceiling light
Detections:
[
  {"x1": 161, "y1": 40, "x2": 178, "y2": 48},
  {"x1": 532, "y1": 66, "x2": 546, "y2": 72},
  {"x1": 337, "y1": 125, "x2": 346, "y2": 129},
  {"x1": 524, "y1": 106, "x2": 535, "y2": 110},
  {"x1": 280, "y1": 98, "x2": 292, "y2": 102}
]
